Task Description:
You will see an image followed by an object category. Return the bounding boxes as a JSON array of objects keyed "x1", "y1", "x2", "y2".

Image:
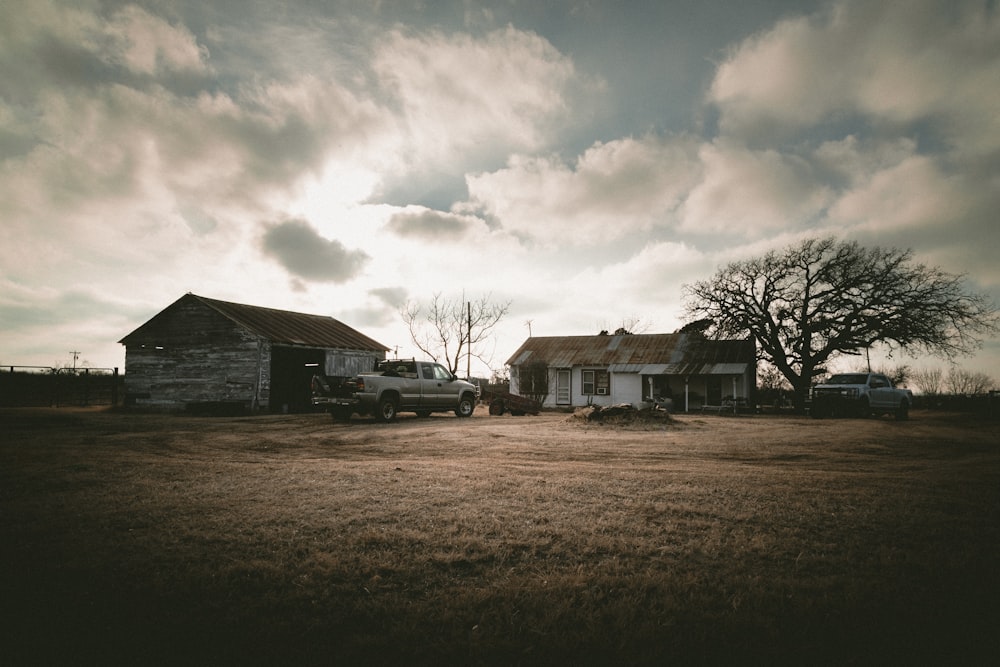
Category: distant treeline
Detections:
[{"x1": 0, "y1": 368, "x2": 123, "y2": 407}]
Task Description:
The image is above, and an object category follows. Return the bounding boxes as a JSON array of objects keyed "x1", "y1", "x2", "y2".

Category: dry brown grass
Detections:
[{"x1": 2, "y1": 407, "x2": 999, "y2": 666}]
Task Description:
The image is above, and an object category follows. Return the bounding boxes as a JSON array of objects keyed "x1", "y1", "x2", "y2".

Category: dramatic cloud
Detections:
[
  {"x1": 103, "y1": 5, "x2": 209, "y2": 76},
  {"x1": 369, "y1": 287, "x2": 408, "y2": 309},
  {"x1": 385, "y1": 208, "x2": 485, "y2": 241},
  {"x1": 710, "y1": 0, "x2": 1000, "y2": 156},
  {"x1": 703, "y1": 0, "x2": 1000, "y2": 300},
  {"x1": 0, "y1": 280, "x2": 148, "y2": 368},
  {"x1": 373, "y1": 26, "x2": 578, "y2": 162},
  {"x1": 261, "y1": 219, "x2": 369, "y2": 283},
  {"x1": 828, "y1": 156, "x2": 962, "y2": 231},
  {"x1": 680, "y1": 140, "x2": 832, "y2": 236},
  {"x1": 464, "y1": 135, "x2": 700, "y2": 245},
  {"x1": 369, "y1": 24, "x2": 588, "y2": 205}
]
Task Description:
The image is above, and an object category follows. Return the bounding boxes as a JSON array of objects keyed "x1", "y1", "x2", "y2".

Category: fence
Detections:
[
  {"x1": 0, "y1": 367, "x2": 123, "y2": 408},
  {"x1": 912, "y1": 392, "x2": 999, "y2": 416}
]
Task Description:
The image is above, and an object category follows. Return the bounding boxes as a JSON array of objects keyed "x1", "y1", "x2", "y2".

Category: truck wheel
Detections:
[
  {"x1": 488, "y1": 399, "x2": 505, "y2": 416},
  {"x1": 377, "y1": 396, "x2": 398, "y2": 423},
  {"x1": 455, "y1": 395, "x2": 475, "y2": 418},
  {"x1": 895, "y1": 399, "x2": 909, "y2": 421}
]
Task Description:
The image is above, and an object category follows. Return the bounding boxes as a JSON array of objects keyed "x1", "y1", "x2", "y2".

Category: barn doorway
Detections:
[{"x1": 270, "y1": 346, "x2": 325, "y2": 413}]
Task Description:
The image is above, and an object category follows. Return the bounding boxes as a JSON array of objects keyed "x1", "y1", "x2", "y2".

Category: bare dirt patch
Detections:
[{"x1": 2, "y1": 407, "x2": 998, "y2": 665}]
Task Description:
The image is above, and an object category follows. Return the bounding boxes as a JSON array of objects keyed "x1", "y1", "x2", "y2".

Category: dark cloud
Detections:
[
  {"x1": 0, "y1": 286, "x2": 154, "y2": 368},
  {"x1": 35, "y1": 34, "x2": 117, "y2": 89},
  {"x1": 0, "y1": 294, "x2": 96, "y2": 331},
  {"x1": 334, "y1": 287, "x2": 408, "y2": 329},
  {"x1": 261, "y1": 219, "x2": 368, "y2": 282},
  {"x1": 0, "y1": 288, "x2": 147, "y2": 332},
  {"x1": 369, "y1": 286, "x2": 408, "y2": 309},
  {"x1": 375, "y1": 175, "x2": 469, "y2": 212},
  {"x1": 385, "y1": 209, "x2": 476, "y2": 240}
]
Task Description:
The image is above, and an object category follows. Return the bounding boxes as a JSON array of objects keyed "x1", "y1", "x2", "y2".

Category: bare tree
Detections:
[
  {"x1": 684, "y1": 237, "x2": 997, "y2": 412},
  {"x1": 677, "y1": 318, "x2": 714, "y2": 335},
  {"x1": 758, "y1": 364, "x2": 793, "y2": 392},
  {"x1": 910, "y1": 367, "x2": 944, "y2": 396},
  {"x1": 945, "y1": 367, "x2": 995, "y2": 395},
  {"x1": 757, "y1": 362, "x2": 793, "y2": 409},
  {"x1": 401, "y1": 293, "x2": 512, "y2": 376},
  {"x1": 490, "y1": 365, "x2": 510, "y2": 387}
]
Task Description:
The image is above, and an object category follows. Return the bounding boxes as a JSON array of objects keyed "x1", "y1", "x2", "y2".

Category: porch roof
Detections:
[
  {"x1": 507, "y1": 333, "x2": 753, "y2": 371},
  {"x1": 609, "y1": 362, "x2": 750, "y2": 375}
]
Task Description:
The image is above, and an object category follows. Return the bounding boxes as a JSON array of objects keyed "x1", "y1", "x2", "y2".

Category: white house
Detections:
[{"x1": 506, "y1": 333, "x2": 755, "y2": 411}]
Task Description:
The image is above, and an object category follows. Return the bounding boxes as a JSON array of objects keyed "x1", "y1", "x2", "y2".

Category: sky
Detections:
[{"x1": 2, "y1": 0, "x2": 999, "y2": 383}]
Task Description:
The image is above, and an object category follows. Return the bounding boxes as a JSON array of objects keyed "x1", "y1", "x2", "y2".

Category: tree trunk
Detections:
[
  {"x1": 788, "y1": 378, "x2": 807, "y2": 414},
  {"x1": 791, "y1": 359, "x2": 817, "y2": 414}
]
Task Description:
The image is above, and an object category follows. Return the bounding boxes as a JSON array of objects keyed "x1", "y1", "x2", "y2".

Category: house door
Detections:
[
  {"x1": 556, "y1": 369, "x2": 571, "y2": 405},
  {"x1": 706, "y1": 376, "x2": 723, "y2": 405}
]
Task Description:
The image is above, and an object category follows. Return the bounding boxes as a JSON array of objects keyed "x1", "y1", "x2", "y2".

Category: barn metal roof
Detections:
[
  {"x1": 506, "y1": 333, "x2": 753, "y2": 374},
  {"x1": 120, "y1": 293, "x2": 389, "y2": 351}
]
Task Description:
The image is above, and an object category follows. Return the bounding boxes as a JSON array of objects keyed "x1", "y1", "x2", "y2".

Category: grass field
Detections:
[{"x1": 1, "y1": 406, "x2": 998, "y2": 666}]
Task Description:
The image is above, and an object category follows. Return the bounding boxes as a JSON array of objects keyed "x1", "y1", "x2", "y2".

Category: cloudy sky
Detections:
[{"x1": 2, "y1": 0, "x2": 999, "y2": 382}]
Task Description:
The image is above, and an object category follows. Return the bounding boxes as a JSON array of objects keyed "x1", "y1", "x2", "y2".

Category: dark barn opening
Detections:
[{"x1": 270, "y1": 346, "x2": 325, "y2": 413}]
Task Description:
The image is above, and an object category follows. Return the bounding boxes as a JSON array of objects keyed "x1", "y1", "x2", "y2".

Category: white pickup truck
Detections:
[
  {"x1": 312, "y1": 359, "x2": 478, "y2": 423},
  {"x1": 811, "y1": 372, "x2": 912, "y2": 420}
]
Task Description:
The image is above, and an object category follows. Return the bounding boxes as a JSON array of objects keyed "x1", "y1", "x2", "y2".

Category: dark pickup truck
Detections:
[{"x1": 312, "y1": 358, "x2": 478, "y2": 423}]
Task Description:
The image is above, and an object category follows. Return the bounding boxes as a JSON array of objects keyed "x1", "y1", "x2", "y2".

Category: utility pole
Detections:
[{"x1": 69, "y1": 351, "x2": 80, "y2": 370}]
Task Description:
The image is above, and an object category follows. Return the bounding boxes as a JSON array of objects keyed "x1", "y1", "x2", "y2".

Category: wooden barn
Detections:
[{"x1": 119, "y1": 293, "x2": 388, "y2": 413}]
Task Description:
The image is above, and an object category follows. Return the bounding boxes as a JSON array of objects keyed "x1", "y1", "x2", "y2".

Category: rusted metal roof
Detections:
[
  {"x1": 506, "y1": 333, "x2": 753, "y2": 374},
  {"x1": 120, "y1": 293, "x2": 389, "y2": 351}
]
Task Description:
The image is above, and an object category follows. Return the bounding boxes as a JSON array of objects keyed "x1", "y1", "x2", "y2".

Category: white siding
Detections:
[{"x1": 612, "y1": 373, "x2": 643, "y2": 405}]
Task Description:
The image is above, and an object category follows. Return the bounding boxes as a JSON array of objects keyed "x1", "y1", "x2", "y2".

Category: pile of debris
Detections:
[{"x1": 571, "y1": 403, "x2": 674, "y2": 425}]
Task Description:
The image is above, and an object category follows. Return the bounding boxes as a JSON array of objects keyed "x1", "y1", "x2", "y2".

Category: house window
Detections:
[{"x1": 582, "y1": 369, "x2": 610, "y2": 395}]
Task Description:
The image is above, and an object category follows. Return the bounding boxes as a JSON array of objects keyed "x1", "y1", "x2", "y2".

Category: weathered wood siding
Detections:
[{"x1": 123, "y1": 299, "x2": 264, "y2": 410}]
